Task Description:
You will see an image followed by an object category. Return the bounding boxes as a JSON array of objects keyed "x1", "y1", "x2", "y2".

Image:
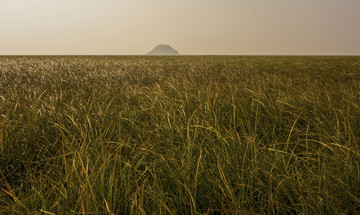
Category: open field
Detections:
[{"x1": 1, "y1": 56, "x2": 360, "y2": 214}]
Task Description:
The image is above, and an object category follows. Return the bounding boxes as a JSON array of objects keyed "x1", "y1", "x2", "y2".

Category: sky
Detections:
[{"x1": 0, "y1": 0, "x2": 359, "y2": 55}]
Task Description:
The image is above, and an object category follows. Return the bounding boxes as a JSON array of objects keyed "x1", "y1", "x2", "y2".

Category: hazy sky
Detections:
[{"x1": 1, "y1": 0, "x2": 359, "y2": 55}]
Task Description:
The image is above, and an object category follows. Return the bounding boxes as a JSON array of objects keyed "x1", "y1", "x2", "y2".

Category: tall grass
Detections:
[{"x1": 1, "y1": 56, "x2": 360, "y2": 214}]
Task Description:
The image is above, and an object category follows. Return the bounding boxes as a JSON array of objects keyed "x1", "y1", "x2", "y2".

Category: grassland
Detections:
[{"x1": 1, "y1": 56, "x2": 360, "y2": 214}]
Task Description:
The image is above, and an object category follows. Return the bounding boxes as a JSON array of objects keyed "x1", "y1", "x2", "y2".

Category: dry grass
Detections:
[{"x1": 1, "y1": 56, "x2": 360, "y2": 214}]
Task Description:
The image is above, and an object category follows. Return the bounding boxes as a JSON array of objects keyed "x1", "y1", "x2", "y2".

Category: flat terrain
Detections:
[{"x1": 1, "y1": 56, "x2": 360, "y2": 214}]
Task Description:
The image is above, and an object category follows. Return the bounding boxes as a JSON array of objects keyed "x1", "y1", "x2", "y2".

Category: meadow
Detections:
[{"x1": 1, "y1": 56, "x2": 360, "y2": 214}]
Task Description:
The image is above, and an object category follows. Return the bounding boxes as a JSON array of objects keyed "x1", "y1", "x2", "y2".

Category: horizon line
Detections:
[{"x1": 1, "y1": 54, "x2": 360, "y2": 57}]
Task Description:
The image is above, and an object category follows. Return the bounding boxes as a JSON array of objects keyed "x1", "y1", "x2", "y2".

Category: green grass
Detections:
[{"x1": 1, "y1": 56, "x2": 360, "y2": 214}]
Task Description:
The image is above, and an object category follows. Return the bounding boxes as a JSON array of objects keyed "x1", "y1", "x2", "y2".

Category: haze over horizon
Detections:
[{"x1": 1, "y1": 0, "x2": 359, "y2": 55}]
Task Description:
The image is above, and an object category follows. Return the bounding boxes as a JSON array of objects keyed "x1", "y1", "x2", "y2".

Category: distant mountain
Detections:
[{"x1": 147, "y1": 44, "x2": 179, "y2": 55}]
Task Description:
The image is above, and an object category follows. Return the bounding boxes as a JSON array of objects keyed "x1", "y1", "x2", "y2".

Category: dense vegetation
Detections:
[{"x1": 1, "y1": 56, "x2": 360, "y2": 214}]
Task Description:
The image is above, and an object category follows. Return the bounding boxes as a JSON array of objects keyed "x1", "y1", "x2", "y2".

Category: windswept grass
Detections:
[{"x1": 1, "y1": 56, "x2": 360, "y2": 214}]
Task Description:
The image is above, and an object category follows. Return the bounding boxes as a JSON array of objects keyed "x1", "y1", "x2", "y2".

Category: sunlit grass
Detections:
[{"x1": 1, "y1": 56, "x2": 360, "y2": 214}]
